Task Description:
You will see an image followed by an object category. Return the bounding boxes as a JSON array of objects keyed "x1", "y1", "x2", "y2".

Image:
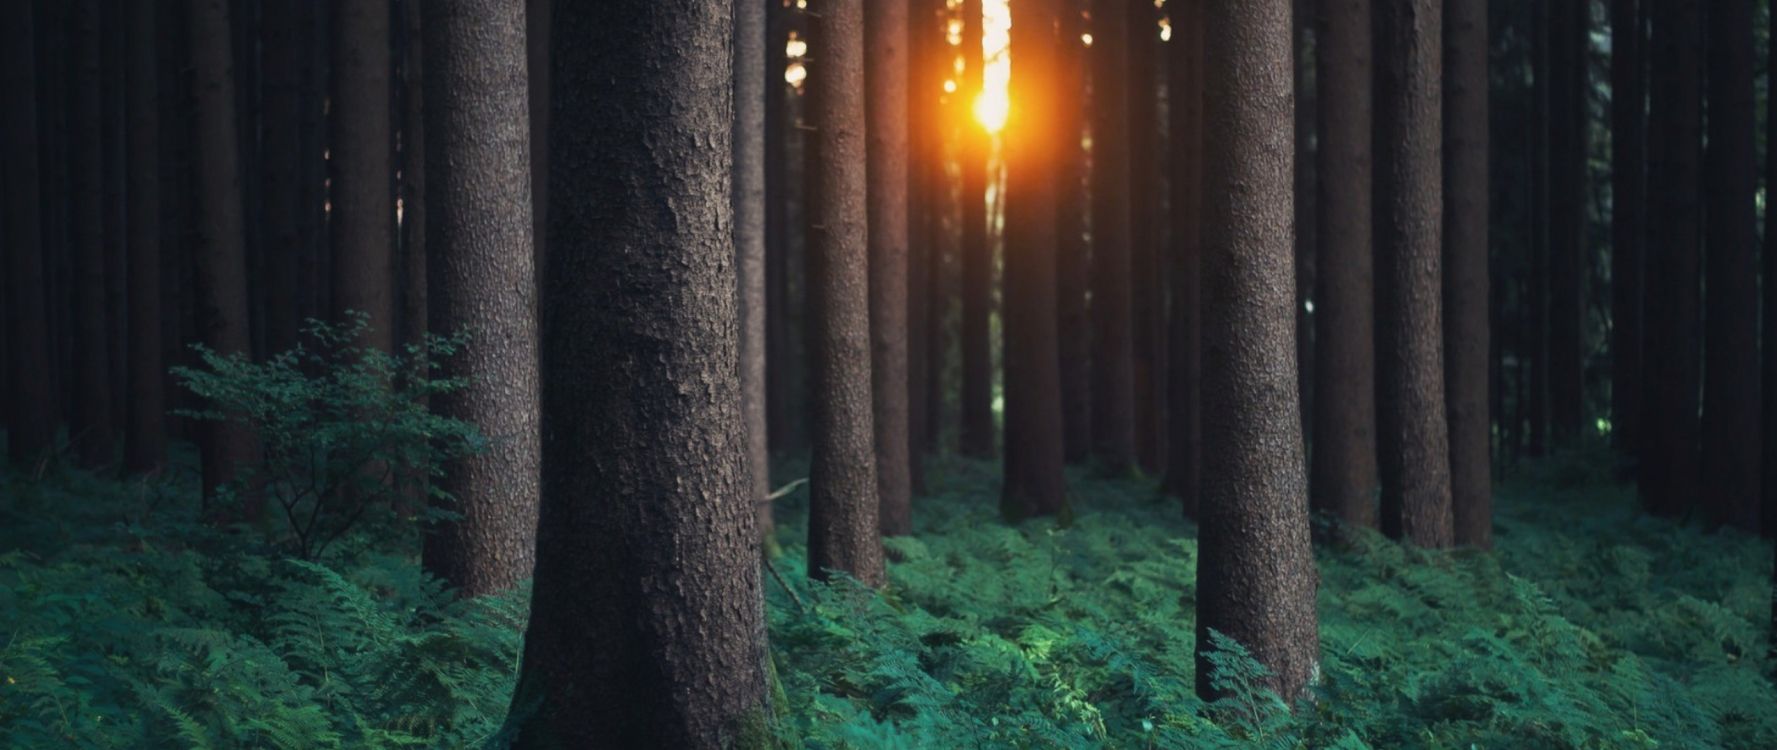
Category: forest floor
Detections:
[{"x1": 1, "y1": 448, "x2": 1774, "y2": 748}]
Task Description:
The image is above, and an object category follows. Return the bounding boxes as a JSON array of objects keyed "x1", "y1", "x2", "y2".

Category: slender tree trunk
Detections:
[
  {"x1": 101, "y1": 5, "x2": 127, "y2": 436},
  {"x1": 1089, "y1": 0, "x2": 1136, "y2": 473},
  {"x1": 866, "y1": 0, "x2": 914, "y2": 536},
  {"x1": 1609, "y1": 0, "x2": 1644, "y2": 461},
  {"x1": 1547, "y1": 0, "x2": 1586, "y2": 443},
  {"x1": 1375, "y1": 0, "x2": 1454, "y2": 548},
  {"x1": 805, "y1": 0, "x2": 884, "y2": 586},
  {"x1": 2, "y1": 2, "x2": 57, "y2": 465},
  {"x1": 261, "y1": 0, "x2": 304, "y2": 355},
  {"x1": 1164, "y1": 0, "x2": 1205, "y2": 518},
  {"x1": 737, "y1": 1, "x2": 773, "y2": 539},
  {"x1": 907, "y1": 0, "x2": 939, "y2": 495},
  {"x1": 505, "y1": 1, "x2": 768, "y2": 744},
  {"x1": 1527, "y1": 1, "x2": 1550, "y2": 458},
  {"x1": 1194, "y1": 0, "x2": 1319, "y2": 702},
  {"x1": 71, "y1": 0, "x2": 114, "y2": 468},
  {"x1": 125, "y1": 0, "x2": 165, "y2": 475},
  {"x1": 234, "y1": 0, "x2": 265, "y2": 363},
  {"x1": 400, "y1": 0, "x2": 427, "y2": 358},
  {"x1": 958, "y1": 0, "x2": 996, "y2": 459},
  {"x1": 1128, "y1": 0, "x2": 1165, "y2": 475},
  {"x1": 1293, "y1": 0, "x2": 1317, "y2": 448},
  {"x1": 765, "y1": 1, "x2": 801, "y2": 461},
  {"x1": 331, "y1": 0, "x2": 394, "y2": 349},
  {"x1": 1057, "y1": 0, "x2": 1092, "y2": 465},
  {"x1": 40, "y1": 0, "x2": 71, "y2": 442},
  {"x1": 1444, "y1": 0, "x2": 1491, "y2": 548}
]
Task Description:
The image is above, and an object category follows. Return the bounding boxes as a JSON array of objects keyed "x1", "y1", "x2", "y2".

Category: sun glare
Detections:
[{"x1": 973, "y1": 0, "x2": 1013, "y2": 133}]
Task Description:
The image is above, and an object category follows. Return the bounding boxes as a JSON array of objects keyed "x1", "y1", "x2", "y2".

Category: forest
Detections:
[{"x1": 2, "y1": 0, "x2": 1775, "y2": 747}]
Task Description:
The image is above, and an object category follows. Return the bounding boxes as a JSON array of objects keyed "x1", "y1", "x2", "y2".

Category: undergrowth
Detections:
[{"x1": 2, "y1": 448, "x2": 1772, "y2": 748}]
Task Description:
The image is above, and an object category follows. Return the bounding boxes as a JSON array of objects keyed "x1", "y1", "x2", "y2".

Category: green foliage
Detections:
[{"x1": 173, "y1": 313, "x2": 485, "y2": 558}]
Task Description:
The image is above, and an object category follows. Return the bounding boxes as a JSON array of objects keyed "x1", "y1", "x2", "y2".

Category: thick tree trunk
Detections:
[
  {"x1": 1001, "y1": 0, "x2": 1069, "y2": 521},
  {"x1": 3, "y1": 2, "x2": 57, "y2": 465},
  {"x1": 737, "y1": 1, "x2": 773, "y2": 539},
  {"x1": 330, "y1": 0, "x2": 394, "y2": 349},
  {"x1": 1375, "y1": 0, "x2": 1454, "y2": 548},
  {"x1": 1701, "y1": 0, "x2": 1762, "y2": 532},
  {"x1": 1057, "y1": 0, "x2": 1092, "y2": 466},
  {"x1": 805, "y1": 0, "x2": 884, "y2": 586},
  {"x1": 72, "y1": 0, "x2": 114, "y2": 468},
  {"x1": 1089, "y1": 0, "x2": 1136, "y2": 473},
  {"x1": 1164, "y1": 0, "x2": 1204, "y2": 517},
  {"x1": 866, "y1": 0, "x2": 913, "y2": 536},
  {"x1": 1128, "y1": 1, "x2": 1165, "y2": 475},
  {"x1": 1444, "y1": 0, "x2": 1491, "y2": 548},
  {"x1": 1547, "y1": 0, "x2": 1586, "y2": 443},
  {"x1": 1609, "y1": 0, "x2": 1644, "y2": 461},
  {"x1": 1194, "y1": 0, "x2": 1319, "y2": 703},
  {"x1": 125, "y1": 0, "x2": 165, "y2": 475},
  {"x1": 958, "y1": 0, "x2": 996, "y2": 460},
  {"x1": 1309, "y1": 0, "x2": 1378, "y2": 532},
  {"x1": 505, "y1": 1, "x2": 768, "y2": 744}
]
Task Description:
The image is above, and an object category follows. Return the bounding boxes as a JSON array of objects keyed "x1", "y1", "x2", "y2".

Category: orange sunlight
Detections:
[{"x1": 973, "y1": 0, "x2": 1013, "y2": 133}]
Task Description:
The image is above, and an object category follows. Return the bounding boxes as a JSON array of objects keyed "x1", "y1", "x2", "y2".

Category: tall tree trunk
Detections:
[
  {"x1": 1164, "y1": 0, "x2": 1205, "y2": 518},
  {"x1": 1128, "y1": 0, "x2": 1165, "y2": 475},
  {"x1": 1547, "y1": 0, "x2": 1586, "y2": 443},
  {"x1": 40, "y1": 0, "x2": 71, "y2": 442},
  {"x1": 1527, "y1": 1, "x2": 1550, "y2": 458},
  {"x1": 1609, "y1": 0, "x2": 1644, "y2": 461},
  {"x1": 1293, "y1": 0, "x2": 1317, "y2": 449},
  {"x1": 330, "y1": 0, "x2": 394, "y2": 349},
  {"x1": 261, "y1": 0, "x2": 304, "y2": 355},
  {"x1": 867, "y1": 0, "x2": 913, "y2": 536},
  {"x1": 399, "y1": 0, "x2": 427, "y2": 357},
  {"x1": 907, "y1": 0, "x2": 940, "y2": 495},
  {"x1": 72, "y1": 0, "x2": 114, "y2": 468},
  {"x1": 418, "y1": 0, "x2": 540, "y2": 598},
  {"x1": 1089, "y1": 0, "x2": 1136, "y2": 473},
  {"x1": 1375, "y1": 0, "x2": 1454, "y2": 548},
  {"x1": 505, "y1": 1, "x2": 768, "y2": 744},
  {"x1": 1766, "y1": 0, "x2": 1777, "y2": 538},
  {"x1": 1056, "y1": 0, "x2": 1092, "y2": 465},
  {"x1": 958, "y1": 0, "x2": 996, "y2": 460},
  {"x1": 2, "y1": 2, "x2": 57, "y2": 465},
  {"x1": 124, "y1": 0, "x2": 165, "y2": 474},
  {"x1": 1309, "y1": 0, "x2": 1377, "y2": 532},
  {"x1": 805, "y1": 0, "x2": 884, "y2": 586},
  {"x1": 1640, "y1": 0, "x2": 1702, "y2": 519},
  {"x1": 101, "y1": 4, "x2": 127, "y2": 436},
  {"x1": 1194, "y1": 0, "x2": 1319, "y2": 702},
  {"x1": 765, "y1": 1, "x2": 802, "y2": 460},
  {"x1": 1701, "y1": 0, "x2": 1762, "y2": 532},
  {"x1": 737, "y1": 1, "x2": 773, "y2": 539},
  {"x1": 1001, "y1": 0, "x2": 1069, "y2": 521},
  {"x1": 1444, "y1": 0, "x2": 1491, "y2": 548}
]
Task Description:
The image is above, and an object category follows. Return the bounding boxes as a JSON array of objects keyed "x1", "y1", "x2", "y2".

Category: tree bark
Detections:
[
  {"x1": 1089, "y1": 0, "x2": 1136, "y2": 473},
  {"x1": 72, "y1": 0, "x2": 115, "y2": 468},
  {"x1": 101, "y1": 4, "x2": 127, "y2": 438},
  {"x1": 40, "y1": 0, "x2": 71, "y2": 442},
  {"x1": 1609, "y1": 0, "x2": 1644, "y2": 461},
  {"x1": 330, "y1": 0, "x2": 394, "y2": 350},
  {"x1": 261, "y1": 0, "x2": 304, "y2": 356},
  {"x1": 1527, "y1": 1, "x2": 1549, "y2": 458},
  {"x1": 737, "y1": 0, "x2": 773, "y2": 539},
  {"x1": 1444, "y1": 0, "x2": 1491, "y2": 548},
  {"x1": 805, "y1": 0, "x2": 884, "y2": 586},
  {"x1": 1164, "y1": 0, "x2": 1204, "y2": 517},
  {"x1": 1057, "y1": 0, "x2": 1092, "y2": 466},
  {"x1": 1547, "y1": 0, "x2": 1586, "y2": 443},
  {"x1": 2, "y1": 2, "x2": 57, "y2": 465},
  {"x1": 1128, "y1": 0, "x2": 1165, "y2": 475},
  {"x1": 125, "y1": 0, "x2": 165, "y2": 475},
  {"x1": 958, "y1": 0, "x2": 996, "y2": 460},
  {"x1": 866, "y1": 0, "x2": 913, "y2": 536},
  {"x1": 1375, "y1": 0, "x2": 1454, "y2": 548},
  {"x1": 504, "y1": 1, "x2": 769, "y2": 744},
  {"x1": 1309, "y1": 0, "x2": 1378, "y2": 532},
  {"x1": 1194, "y1": 0, "x2": 1319, "y2": 703},
  {"x1": 399, "y1": 0, "x2": 427, "y2": 357},
  {"x1": 907, "y1": 0, "x2": 940, "y2": 495},
  {"x1": 765, "y1": 1, "x2": 801, "y2": 461}
]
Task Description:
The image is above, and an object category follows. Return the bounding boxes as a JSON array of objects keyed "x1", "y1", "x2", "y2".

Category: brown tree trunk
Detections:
[
  {"x1": 505, "y1": 1, "x2": 768, "y2": 744},
  {"x1": 1444, "y1": 0, "x2": 1491, "y2": 548},
  {"x1": 805, "y1": 0, "x2": 884, "y2": 586},
  {"x1": 737, "y1": 1, "x2": 773, "y2": 539},
  {"x1": 1547, "y1": 0, "x2": 1586, "y2": 443},
  {"x1": 1057, "y1": 0, "x2": 1092, "y2": 466},
  {"x1": 907, "y1": 0, "x2": 941, "y2": 496},
  {"x1": 1089, "y1": 0, "x2": 1136, "y2": 473},
  {"x1": 1001, "y1": 0, "x2": 1069, "y2": 521},
  {"x1": 866, "y1": 0, "x2": 913, "y2": 536},
  {"x1": 124, "y1": 0, "x2": 165, "y2": 475},
  {"x1": 3, "y1": 2, "x2": 57, "y2": 465},
  {"x1": 72, "y1": 0, "x2": 115, "y2": 468},
  {"x1": 958, "y1": 0, "x2": 996, "y2": 460},
  {"x1": 1375, "y1": 0, "x2": 1454, "y2": 548},
  {"x1": 1640, "y1": 0, "x2": 1702, "y2": 519},
  {"x1": 330, "y1": 0, "x2": 394, "y2": 349},
  {"x1": 1164, "y1": 0, "x2": 1205, "y2": 518},
  {"x1": 1194, "y1": 0, "x2": 1319, "y2": 703},
  {"x1": 1128, "y1": 0, "x2": 1165, "y2": 475},
  {"x1": 1309, "y1": 0, "x2": 1378, "y2": 533},
  {"x1": 1610, "y1": 0, "x2": 1644, "y2": 461}
]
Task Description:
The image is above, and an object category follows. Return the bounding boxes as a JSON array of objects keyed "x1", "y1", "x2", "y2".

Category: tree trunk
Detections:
[
  {"x1": 907, "y1": 0, "x2": 940, "y2": 496},
  {"x1": 1128, "y1": 1, "x2": 1165, "y2": 475},
  {"x1": 1547, "y1": 0, "x2": 1586, "y2": 443},
  {"x1": 805, "y1": 0, "x2": 884, "y2": 586},
  {"x1": 124, "y1": 0, "x2": 165, "y2": 475},
  {"x1": 1164, "y1": 0, "x2": 1204, "y2": 517},
  {"x1": 1444, "y1": 0, "x2": 1491, "y2": 548},
  {"x1": 737, "y1": 0, "x2": 773, "y2": 539},
  {"x1": 1194, "y1": 0, "x2": 1319, "y2": 703},
  {"x1": 261, "y1": 0, "x2": 304, "y2": 356},
  {"x1": 101, "y1": 5, "x2": 127, "y2": 438},
  {"x1": 72, "y1": 0, "x2": 114, "y2": 468},
  {"x1": 1766, "y1": 0, "x2": 1777, "y2": 538},
  {"x1": 1527, "y1": 1, "x2": 1549, "y2": 458},
  {"x1": 1375, "y1": 0, "x2": 1454, "y2": 548},
  {"x1": 399, "y1": 0, "x2": 426, "y2": 359},
  {"x1": 765, "y1": 1, "x2": 802, "y2": 461},
  {"x1": 1057, "y1": 0, "x2": 1092, "y2": 466},
  {"x1": 1293, "y1": 0, "x2": 1317, "y2": 450},
  {"x1": 40, "y1": 0, "x2": 71, "y2": 443},
  {"x1": 866, "y1": 0, "x2": 913, "y2": 536},
  {"x1": 2, "y1": 2, "x2": 57, "y2": 465},
  {"x1": 505, "y1": 1, "x2": 769, "y2": 744},
  {"x1": 958, "y1": 0, "x2": 996, "y2": 460},
  {"x1": 1640, "y1": 0, "x2": 1701, "y2": 519},
  {"x1": 330, "y1": 0, "x2": 394, "y2": 349},
  {"x1": 1308, "y1": 0, "x2": 1378, "y2": 532},
  {"x1": 1609, "y1": 0, "x2": 1644, "y2": 461},
  {"x1": 1089, "y1": 0, "x2": 1136, "y2": 473}
]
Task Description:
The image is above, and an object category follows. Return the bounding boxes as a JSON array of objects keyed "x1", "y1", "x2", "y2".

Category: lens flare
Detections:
[{"x1": 973, "y1": 0, "x2": 1012, "y2": 133}]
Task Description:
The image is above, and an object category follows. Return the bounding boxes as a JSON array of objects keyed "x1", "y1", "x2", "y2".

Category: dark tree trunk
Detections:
[
  {"x1": 1194, "y1": 0, "x2": 1319, "y2": 703},
  {"x1": 765, "y1": 1, "x2": 802, "y2": 461},
  {"x1": 261, "y1": 0, "x2": 304, "y2": 355},
  {"x1": 124, "y1": 0, "x2": 165, "y2": 475},
  {"x1": 1527, "y1": 1, "x2": 1550, "y2": 457},
  {"x1": 958, "y1": 0, "x2": 996, "y2": 460},
  {"x1": 1766, "y1": 0, "x2": 1777, "y2": 538},
  {"x1": 737, "y1": 1, "x2": 772, "y2": 538},
  {"x1": 1700, "y1": 0, "x2": 1762, "y2": 532},
  {"x1": 866, "y1": 0, "x2": 913, "y2": 536},
  {"x1": 1128, "y1": 0, "x2": 1165, "y2": 475},
  {"x1": 1609, "y1": 0, "x2": 1644, "y2": 461},
  {"x1": 72, "y1": 0, "x2": 114, "y2": 468},
  {"x1": 3, "y1": 2, "x2": 57, "y2": 464},
  {"x1": 1001, "y1": 0, "x2": 1069, "y2": 521},
  {"x1": 805, "y1": 0, "x2": 884, "y2": 585},
  {"x1": 527, "y1": 0, "x2": 549, "y2": 282},
  {"x1": 157, "y1": 0, "x2": 194, "y2": 444},
  {"x1": 1547, "y1": 0, "x2": 1586, "y2": 443},
  {"x1": 1089, "y1": 0, "x2": 1136, "y2": 473},
  {"x1": 101, "y1": 4, "x2": 126, "y2": 437},
  {"x1": 1375, "y1": 0, "x2": 1454, "y2": 548},
  {"x1": 1444, "y1": 0, "x2": 1491, "y2": 548},
  {"x1": 505, "y1": 1, "x2": 769, "y2": 744},
  {"x1": 1293, "y1": 0, "x2": 1317, "y2": 449},
  {"x1": 39, "y1": 0, "x2": 71, "y2": 442},
  {"x1": 1639, "y1": 0, "x2": 1701, "y2": 519},
  {"x1": 1057, "y1": 0, "x2": 1092, "y2": 466},
  {"x1": 907, "y1": 0, "x2": 940, "y2": 495},
  {"x1": 234, "y1": 0, "x2": 265, "y2": 363},
  {"x1": 1309, "y1": 0, "x2": 1378, "y2": 532},
  {"x1": 1164, "y1": 0, "x2": 1204, "y2": 517},
  {"x1": 330, "y1": 0, "x2": 394, "y2": 349},
  {"x1": 399, "y1": 1, "x2": 426, "y2": 358}
]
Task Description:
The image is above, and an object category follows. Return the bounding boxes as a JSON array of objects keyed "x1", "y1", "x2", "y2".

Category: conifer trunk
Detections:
[
  {"x1": 1164, "y1": 0, "x2": 1204, "y2": 517},
  {"x1": 867, "y1": 0, "x2": 914, "y2": 536},
  {"x1": 330, "y1": 0, "x2": 394, "y2": 349},
  {"x1": 1089, "y1": 0, "x2": 1136, "y2": 473},
  {"x1": 2, "y1": 2, "x2": 56, "y2": 465},
  {"x1": 1056, "y1": 0, "x2": 1093, "y2": 466},
  {"x1": 1444, "y1": 0, "x2": 1491, "y2": 548},
  {"x1": 737, "y1": 1, "x2": 773, "y2": 539},
  {"x1": 72, "y1": 0, "x2": 115, "y2": 468},
  {"x1": 1547, "y1": 0, "x2": 1587, "y2": 443},
  {"x1": 125, "y1": 0, "x2": 165, "y2": 475},
  {"x1": 1609, "y1": 0, "x2": 1645, "y2": 461},
  {"x1": 958, "y1": 0, "x2": 996, "y2": 460},
  {"x1": 1128, "y1": 0, "x2": 1165, "y2": 475}
]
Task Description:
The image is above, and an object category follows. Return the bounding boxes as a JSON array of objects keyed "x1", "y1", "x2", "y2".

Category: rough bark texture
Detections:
[
  {"x1": 3, "y1": 2, "x2": 57, "y2": 464},
  {"x1": 1639, "y1": 0, "x2": 1701, "y2": 519},
  {"x1": 1375, "y1": 0, "x2": 1454, "y2": 549},
  {"x1": 1164, "y1": 0, "x2": 1204, "y2": 517},
  {"x1": 1309, "y1": 0, "x2": 1378, "y2": 532},
  {"x1": 1547, "y1": 0, "x2": 1586, "y2": 443},
  {"x1": 504, "y1": 1, "x2": 769, "y2": 744},
  {"x1": 866, "y1": 0, "x2": 913, "y2": 536},
  {"x1": 1700, "y1": 0, "x2": 1762, "y2": 533},
  {"x1": 1609, "y1": 0, "x2": 1644, "y2": 461},
  {"x1": 331, "y1": 0, "x2": 395, "y2": 350},
  {"x1": 959, "y1": 0, "x2": 996, "y2": 460},
  {"x1": 1444, "y1": 0, "x2": 1491, "y2": 548},
  {"x1": 1089, "y1": 0, "x2": 1136, "y2": 473},
  {"x1": 1128, "y1": 0, "x2": 1165, "y2": 475},
  {"x1": 125, "y1": 0, "x2": 165, "y2": 474},
  {"x1": 1001, "y1": 0, "x2": 1069, "y2": 521},
  {"x1": 1195, "y1": 0, "x2": 1320, "y2": 703},
  {"x1": 1057, "y1": 0, "x2": 1092, "y2": 466},
  {"x1": 72, "y1": 0, "x2": 114, "y2": 468},
  {"x1": 805, "y1": 0, "x2": 884, "y2": 586},
  {"x1": 736, "y1": 0, "x2": 773, "y2": 539},
  {"x1": 417, "y1": 0, "x2": 540, "y2": 598}
]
